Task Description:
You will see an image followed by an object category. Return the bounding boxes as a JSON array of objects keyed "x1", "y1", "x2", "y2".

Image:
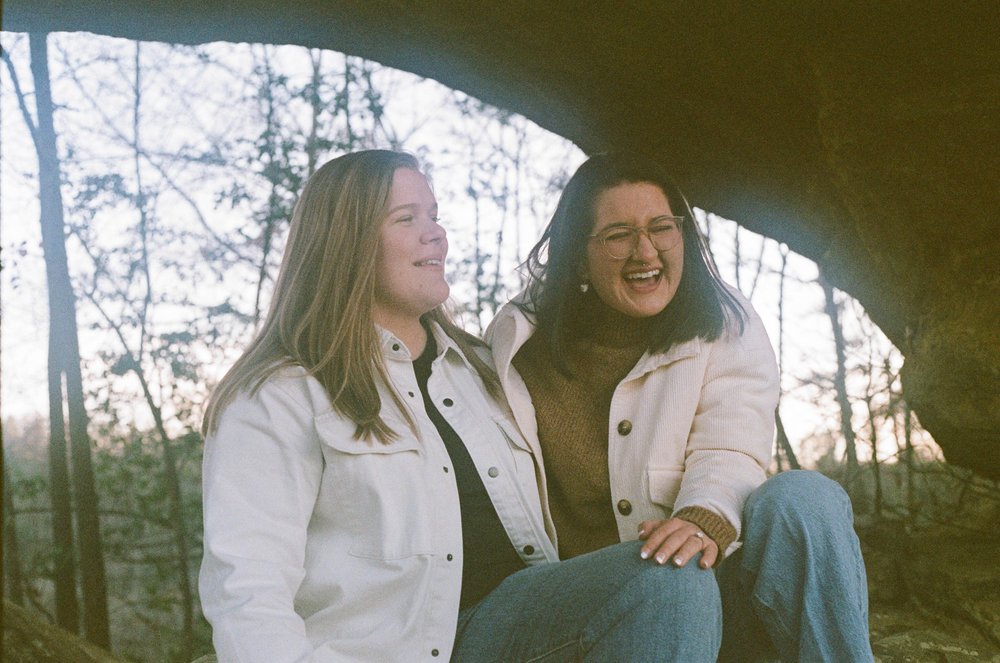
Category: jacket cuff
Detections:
[{"x1": 672, "y1": 506, "x2": 737, "y2": 565}]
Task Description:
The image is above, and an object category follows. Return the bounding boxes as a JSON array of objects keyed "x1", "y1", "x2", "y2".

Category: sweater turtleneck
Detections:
[
  {"x1": 566, "y1": 292, "x2": 657, "y2": 349},
  {"x1": 513, "y1": 294, "x2": 653, "y2": 559}
]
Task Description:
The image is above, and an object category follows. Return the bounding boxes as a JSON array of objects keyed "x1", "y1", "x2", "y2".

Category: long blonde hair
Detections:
[{"x1": 203, "y1": 150, "x2": 500, "y2": 442}]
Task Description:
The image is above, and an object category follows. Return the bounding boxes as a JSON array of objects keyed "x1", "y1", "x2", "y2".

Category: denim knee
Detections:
[
  {"x1": 589, "y1": 559, "x2": 722, "y2": 654},
  {"x1": 625, "y1": 560, "x2": 722, "y2": 619},
  {"x1": 580, "y1": 556, "x2": 723, "y2": 661},
  {"x1": 745, "y1": 470, "x2": 852, "y2": 528}
]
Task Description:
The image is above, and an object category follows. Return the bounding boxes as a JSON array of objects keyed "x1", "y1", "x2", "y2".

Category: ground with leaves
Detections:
[{"x1": 865, "y1": 522, "x2": 1000, "y2": 663}]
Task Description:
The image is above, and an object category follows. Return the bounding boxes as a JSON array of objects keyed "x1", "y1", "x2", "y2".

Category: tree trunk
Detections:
[
  {"x1": 29, "y1": 32, "x2": 111, "y2": 648},
  {"x1": 774, "y1": 409, "x2": 801, "y2": 470},
  {"x1": 5, "y1": 35, "x2": 81, "y2": 634},
  {"x1": 49, "y1": 370, "x2": 81, "y2": 630},
  {"x1": 774, "y1": 243, "x2": 797, "y2": 470},
  {"x1": 904, "y1": 399, "x2": 916, "y2": 522},
  {"x1": 820, "y1": 272, "x2": 859, "y2": 476},
  {"x1": 252, "y1": 46, "x2": 280, "y2": 328},
  {"x1": 3, "y1": 447, "x2": 28, "y2": 606},
  {"x1": 864, "y1": 347, "x2": 884, "y2": 517},
  {"x1": 140, "y1": 375, "x2": 195, "y2": 660}
]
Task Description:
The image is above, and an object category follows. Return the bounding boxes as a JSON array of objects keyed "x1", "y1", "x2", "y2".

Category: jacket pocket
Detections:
[
  {"x1": 647, "y1": 466, "x2": 685, "y2": 512},
  {"x1": 313, "y1": 413, "x2": 433, "y2": 560}
]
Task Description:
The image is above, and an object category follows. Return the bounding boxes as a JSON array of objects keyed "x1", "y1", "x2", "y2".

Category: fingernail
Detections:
[
  {"x1": 638, "y1": 527, "x2": 646, "y2": 536},
  {"x1": 640, "y1": 549, "x2": 649, "y2": 560},
  {"x1": 674, "y1": 557, "x2": 684, "y2": 566},
  {"x1": 700, "y1": 560, "x2": 709, "y2": 569},
  {"x1": 655, "y1": 553, "x2": 667, "y2": 564}
]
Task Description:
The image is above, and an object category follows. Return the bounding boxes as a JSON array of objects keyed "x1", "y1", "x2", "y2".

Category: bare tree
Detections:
[
  {"x1": 122, "y1": 42, "x2": 196, "y2": 658},
  {"x1": 3, "y1": 38, "x2": 80, "y2": 633},
  {"x1": 250, "y1": 46, "x2": 288, "y2": 327},
  {"x1": 820, "y1": 271, "x2": 859, "y2": 481},
  {"x1": 12, "y1": 32, "x2": 111, "y2": 647},
  {"x1": 772, "y1": 242, "x2": 800, "y2": 470},
  {"x1": 861, "y1": 328, "x2": 884, "y2": 516}
]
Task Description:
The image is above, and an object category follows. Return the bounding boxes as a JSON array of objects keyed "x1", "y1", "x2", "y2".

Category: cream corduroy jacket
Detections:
[{"x1": 485, "y1": 290, "x2": 779, "y2": 553}]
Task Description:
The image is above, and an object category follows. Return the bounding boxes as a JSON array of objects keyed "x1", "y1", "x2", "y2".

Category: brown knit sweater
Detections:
[{"x1": 513, "y1": 297, "x2": 737, "y2": 559}]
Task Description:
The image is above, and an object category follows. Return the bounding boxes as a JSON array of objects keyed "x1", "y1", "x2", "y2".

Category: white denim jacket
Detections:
[
  {"x1": 199, "y1": 322, "x2": 558, "y2": 663},
  {"x1": 486, "y1": 289, "x2": 779, "y2": 553}
]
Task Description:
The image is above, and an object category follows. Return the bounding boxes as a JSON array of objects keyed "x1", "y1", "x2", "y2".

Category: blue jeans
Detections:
[
  {"x1": 452, "y1": 540, "x2": 722, "y2": 661},
  {"x1": 453, "y1": 470, "x2": 873, "y2": 662},
  {"x1": 717, "y1": 470, "x2": 875, "y2": 663}
]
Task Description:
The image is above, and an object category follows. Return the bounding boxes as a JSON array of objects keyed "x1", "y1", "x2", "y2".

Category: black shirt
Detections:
[{"x1": 411, "y1": 331, "x2": 526, "y2": 609}]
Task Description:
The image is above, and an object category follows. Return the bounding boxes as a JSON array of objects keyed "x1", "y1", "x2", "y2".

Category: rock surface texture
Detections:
[
  {"x1": 862, "y1": 522, "x2": 1000, "y2": 663},
  {"x1": 6, "y1": 1, "x2": 999, "y2": 477}
]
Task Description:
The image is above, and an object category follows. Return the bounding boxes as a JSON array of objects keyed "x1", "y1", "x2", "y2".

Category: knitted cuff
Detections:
[{"x1": 672, "y1": 506, "x2": 737, "y2": 565}]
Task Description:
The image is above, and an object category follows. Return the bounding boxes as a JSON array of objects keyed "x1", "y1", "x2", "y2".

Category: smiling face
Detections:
[
  {"x1": 584, "y1": 181, "x2": 684, "y2": 318},
  {"x1": 372, "y1": 168, "x2": 449, "y2": 330}
]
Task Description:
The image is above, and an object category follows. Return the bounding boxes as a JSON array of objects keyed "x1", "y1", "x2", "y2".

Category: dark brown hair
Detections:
[{"x1": 520, "y1": 151, "x2": 746, "y2": 372}]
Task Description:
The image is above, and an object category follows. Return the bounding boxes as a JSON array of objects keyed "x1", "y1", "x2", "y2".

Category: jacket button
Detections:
[
  {"x1": 392, "y1": 343, "x2": 400, "y2": 351},
  {"x1": 617, "y1": 499, "x2": 633, "y2": 515},
  {"x1": 408, "y1": 391, "x2": 415, "y2": 398},
  {"x1": 431, "y1": 649, "x2": 440, "y2": 657},
  {"x1": 617, "y1": 420, "x2": 632, "y2": 435},
  {"x1": 522, "y1": 544, "x2": 535, "y2": 555},
  {"x1": 487, "y1": 467, "x2": 499, "y2": 478},
  {"x1": 443, "y1": 398, "x2": 454, "y2": 407},
  {"x1": 447, "y1": 553, "x2": 454, "y2": 561}
]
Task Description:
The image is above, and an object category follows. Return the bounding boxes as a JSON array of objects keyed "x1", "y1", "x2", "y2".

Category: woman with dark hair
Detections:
[
  {"x1": 488, "y1": 152, "x2": 875, "y2": 662},
  {"x1": 200, "y1": 149, "x2": 734, "y2": 662}
]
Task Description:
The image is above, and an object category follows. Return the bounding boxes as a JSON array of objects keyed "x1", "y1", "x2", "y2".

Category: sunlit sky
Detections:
[{"x1": 0, "y1": 32, "x2": 929, "y2": 466}]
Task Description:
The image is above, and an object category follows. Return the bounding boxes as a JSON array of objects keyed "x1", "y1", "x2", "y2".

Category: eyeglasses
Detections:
[{"x1": 588, "y1": 216, "x2": 684, "y2": 259}]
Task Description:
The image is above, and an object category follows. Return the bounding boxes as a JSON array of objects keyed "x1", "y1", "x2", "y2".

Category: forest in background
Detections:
[{"x1": 2, "y1": 31, "x2": 998, "y2": 662}]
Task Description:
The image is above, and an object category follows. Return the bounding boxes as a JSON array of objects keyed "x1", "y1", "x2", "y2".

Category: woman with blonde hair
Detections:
[{"x1": 200, "y1": 150, "x2": 726, "y2": 662}]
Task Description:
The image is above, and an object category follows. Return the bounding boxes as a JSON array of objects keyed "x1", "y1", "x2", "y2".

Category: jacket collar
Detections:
[
  {"x1": 486, "y1": 298, "x2": 536, "y2": 385},
  {"x1": 488, "y1": 290, "x2": 701, "y2": 381},
  {"x1": 377, "y1": 320, "x2": 473, "y2": 371}
]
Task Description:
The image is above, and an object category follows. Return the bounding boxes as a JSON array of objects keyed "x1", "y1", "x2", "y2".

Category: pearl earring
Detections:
[{"x1": 579, "y1": 282, "x2": 589, "y2": 293}]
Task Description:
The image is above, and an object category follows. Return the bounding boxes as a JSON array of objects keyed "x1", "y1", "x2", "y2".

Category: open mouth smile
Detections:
[{"x1": 624, "y1": 268, "x2": 661, "y2": 283}]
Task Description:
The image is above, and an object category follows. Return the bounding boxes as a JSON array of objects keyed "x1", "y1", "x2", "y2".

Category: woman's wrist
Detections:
[{"x1": 672, "y1": 506, "x2": 737, "y2": 562}]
